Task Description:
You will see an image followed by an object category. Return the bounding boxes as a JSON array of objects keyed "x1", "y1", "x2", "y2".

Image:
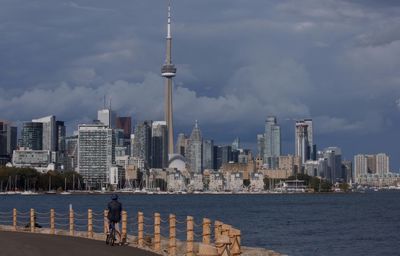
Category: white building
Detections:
[
  {"x1": 167, "y1": 169, "x2": 186, "y2": 192},
  {"x1": 78, "y1": 124, "x2": 115, "y2": 189},
  {"x1": 376, "y1": 153, "x2": 389, "y2": 176},
  {"x1": 208, "y1": 172, "x2": 224, "y2": 192},
  {"x1": 97, "y1": 108, "x2": 116, "y2": 128},
  {"x1": 189, "y1": 173, "x2": 203, "y2": 191},
  {"x1": 250, "y1": 172, "x2": 264, "y2": 191},
  {"x1": 32, "y1": 115, "x2": 56, "y2": 151},
  {"x1": 225, "y1": 172, "x2": 243, "y2": 192},
  {"x1": 12, "y1": 149, "x2": 54, "y2": 173}
]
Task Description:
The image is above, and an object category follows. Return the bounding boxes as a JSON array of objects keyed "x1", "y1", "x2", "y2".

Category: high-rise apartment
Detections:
[
  {"x1": 257, "y1": 134, "x2": 265, "y2": 159},
  {"x1": 187, "y1": 121, "x2": 202, "y2": 174},
  {"x1": 264, "y1": 116, "x2": 281, "y2": 168},
  {"x1": 78, "y1": 123, "x2": 115, "y2": 189}
]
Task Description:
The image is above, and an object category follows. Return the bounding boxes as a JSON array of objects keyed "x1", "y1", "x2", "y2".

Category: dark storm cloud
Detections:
[{"x1": 0, "y1": 0, "x2": 399, "y2": 169}]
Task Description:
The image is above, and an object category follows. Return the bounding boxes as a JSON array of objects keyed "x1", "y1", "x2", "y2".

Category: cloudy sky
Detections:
[{"x1": 0, "y1": 0, "x2": 399, "y2": 170}]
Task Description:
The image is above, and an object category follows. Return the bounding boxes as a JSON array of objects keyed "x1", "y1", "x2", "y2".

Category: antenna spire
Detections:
[{"x1": 167, "y1": 0, "x2": 171, "y2": 39}]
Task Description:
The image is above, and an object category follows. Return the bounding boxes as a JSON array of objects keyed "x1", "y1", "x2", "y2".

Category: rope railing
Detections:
[{"x1": 0, "y1": 208, "x2": 242, "y2": 256}]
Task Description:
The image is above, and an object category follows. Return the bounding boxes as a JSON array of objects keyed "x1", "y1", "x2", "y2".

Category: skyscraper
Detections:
[
  {"x1": 295, "y1": 120, "x2": 310, "y2": 164},
  {"x1": 98, "y1": 109, "x2": 116, "y2": 129},
  {"x1": 257, "y1": 134, "x2": 265, "y2": 159},
  {"x1": 32, "y1": 115, "x2": 56, "y2": 151},
  {"x1": 21, "y1": 122, "x2": 43, "y2": 150},
  {"x1": 0, "y1": 121, "x2": 17, "y2": 164},
  {"x1": 202, "y1": 139, "x2": 214, "y2": 170},
  {"x1": 187, "y1": 121, "x2": 202, "y2": 174},
  {"x1": 161, "y1": 2, "x2": 177, "y2": 156},
  {"x1": 132, "y1": 121, "x2": 152, "y2": 168},
  {"x1": 323, "y1": 147, "x2": 342, "y2": 183},
  {"x1": 151, "y1": 121, "x2": 168, "y2": 168},
  {"x1": 376, "y1": 153, "x2": 389, "y2": 176},
  {"x1": 116, "y1": 116, "x2": 132, "y2": 139},
  {"x1": 264, "y1": 116, "x2": 281, "y2": 168}
]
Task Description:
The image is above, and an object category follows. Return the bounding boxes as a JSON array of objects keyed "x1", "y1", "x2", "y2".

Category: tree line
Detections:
[{"x1": 0, "y1": 167, "x2": 84, "y2": 192}]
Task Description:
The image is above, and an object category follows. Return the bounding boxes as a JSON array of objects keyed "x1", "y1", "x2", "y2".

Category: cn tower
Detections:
[{"x1": 161, "y1": 1, "x2": 176, "y2": 156}]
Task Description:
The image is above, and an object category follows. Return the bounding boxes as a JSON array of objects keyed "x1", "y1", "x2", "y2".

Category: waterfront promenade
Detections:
[{"x1": 0, "y1": 230, "x2": 159, "y2": 256}]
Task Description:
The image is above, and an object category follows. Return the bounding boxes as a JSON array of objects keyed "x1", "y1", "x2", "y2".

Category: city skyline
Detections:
[{"x1": 0, "y1": 1, "x2": 399, "y2": 169}]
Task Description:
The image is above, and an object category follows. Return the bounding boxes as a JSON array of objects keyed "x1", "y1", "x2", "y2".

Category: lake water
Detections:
[{"x1": 1, "y1": 191, "x2": 399, "y2": 256}]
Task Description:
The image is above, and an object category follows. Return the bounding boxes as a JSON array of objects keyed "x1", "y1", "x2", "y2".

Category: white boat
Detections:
[
  {"x1": 60, "y1": 191, "x2": 72, "y2": 195},
  {"x1": 21, "y1": 191, "x2": 39, "y2": 196}
]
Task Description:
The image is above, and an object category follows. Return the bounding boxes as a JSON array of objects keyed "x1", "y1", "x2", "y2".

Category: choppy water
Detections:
[{"x1": 1, "y1": 191, "x2": 399, "y2": 256}]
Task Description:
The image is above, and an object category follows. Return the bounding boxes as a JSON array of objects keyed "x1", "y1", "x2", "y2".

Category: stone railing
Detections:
[{"x1": 0, "y1": 208, "x2": 241, "y2": 256}]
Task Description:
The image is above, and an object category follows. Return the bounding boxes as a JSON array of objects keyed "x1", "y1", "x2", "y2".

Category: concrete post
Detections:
[
  {"x1": 121, "y1": 211, "x2": 127, "y2": 243},
  {"x1": 69, "y1": 208, "x2": 74, "y2": 236},
  {"x1": 138, "y1": 212, "x2": 144, "y2": 247},
  {"x1": 104, "y1": 210, "x2": 108, "y2": 235},
  {"x1": 229, "y1": 228, "x2": 241, "y2": 256},
  {"x1": 30, "y1": 208, "x2": 35, "y2": 233},
  {"x1": 12, "y1": 208, "x2": 17, "y2": 231},
  {"x1": 203, "y1": 218, "x2": 211, "y2": 244},
  {"x1": 154, "y1": 213, "x2": 161, "y2": 252},
  {"x1": 88, "y1": 209, "x2": 93, "y2": 238},
  {"x1": 50, "y1": 209, "x2": 55, "y2": 235},
  {"x1": 169, "y1": 214, "x2": 176, "y2": 256},
  {"x1": 214, "y1": 221, "x2": 223, "y2": 242},
  {"x1": 186, "y1": 216, "x2": 194, "y2": 256}
]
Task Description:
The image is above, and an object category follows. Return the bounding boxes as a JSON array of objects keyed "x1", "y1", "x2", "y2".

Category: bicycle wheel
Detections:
[
  {"x1": 106, "y1": 232, "x2": 111, "y2": 245},
  {"x1": 110, "y1": 228, "x2": 116, "y2": 246}
]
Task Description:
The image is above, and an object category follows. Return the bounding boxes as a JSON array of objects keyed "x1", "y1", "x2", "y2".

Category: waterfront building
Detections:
[
  {"x1": 376, "y1": 153, "x2": 389, "y2": 176},
  {"x1": 176, "y1": 133, "x2": 188, "y2": 157},
  {"x1": 260, "y1": 168, "x2": 292, "y2": 179},
  {"x1": 225, "y1": 172, "x2": 244, "y2": 192},
  {"x1": 189, "y1": 173, "x2": 204, "y2": 191},
  {"x1": 151, "y1": 121, "x2": 168, "y2": 168},
  {"x1": 132, "y1": 121, "x2": 152, "y2": 168},
  {"x1": 256, "y1": 134, "x2": 265, "y2": 159},
  {"x1": 208, "y1": 172, "x2": 224, "y2": 192},
  {"x1": 250, "y1": 172, "x2": 264, "y2": 192},
  {"x1": 77, "y1": 123, "x2": 115, "y2": 189},
  {"x1": 32, "y1": 115, "x2": 57, "y2": 151},
  {"x1": 221, "y1": 160, "x2": 255, "y2": 180},
  {"x1": 168, "y1": 154, "x2": 187, "y2": 173},
  {"x1": 202, "y1": 139, "x2": 214, "y2": 170},
  {"x1": 161, "y1": 2, "x2": 177, "y2": 156},
  {"x1": 354, "y1": 154, "x2": 368, "y2": 179},
  {"x1": 12, "y1": 149, "x2": 53, "y2": 173},
  {"x1": 264, "y1": 116, "x2": 281, "y2": 168},
  {"x1": 97, "y1": 108, "x2": 116, "y2": 129},
  {"x1": 187, "y1": 121, "x2": 202, "y2": 174},
  {"x1": 0, "y1": 120, "x2": 17, "y2": 164},
  {"x1": 21, "y1": 122, "x2": 43, "y2": 150},
  {"x1": 116, "y1": 116, "x2": 132, "y2": 139},
  {"x1": 167, "y1": 169, "x2": 186, "y2": 192}
]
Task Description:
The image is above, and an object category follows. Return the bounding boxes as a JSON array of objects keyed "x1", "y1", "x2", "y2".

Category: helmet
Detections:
[{"x1": 111, "y1": 194, "x2": 118, "y2": 200}]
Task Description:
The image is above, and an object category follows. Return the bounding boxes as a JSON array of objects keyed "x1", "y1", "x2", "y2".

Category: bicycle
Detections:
[{"x1": 106, "y1": 222, "x2": 120, "y2": 246}]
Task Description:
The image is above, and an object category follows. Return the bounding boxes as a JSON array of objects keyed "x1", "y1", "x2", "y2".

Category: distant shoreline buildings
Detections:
[{"x1": 1, "y1": 3, "x2": 399, "y2": 191}]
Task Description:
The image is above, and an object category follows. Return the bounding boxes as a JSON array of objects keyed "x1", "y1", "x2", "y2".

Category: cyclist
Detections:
[{"x1": 107, "y1": 194, "x2": 123, "y2": 244}]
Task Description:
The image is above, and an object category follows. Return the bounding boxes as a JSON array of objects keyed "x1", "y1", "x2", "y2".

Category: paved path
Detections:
[{"x1": 0, "y1": 231, "x2": 160, "y2": 256}]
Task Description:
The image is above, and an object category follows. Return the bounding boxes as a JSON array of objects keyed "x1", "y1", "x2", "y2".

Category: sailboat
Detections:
[
  {"x1": 45, "y1": 175, "x2": 57, "y2": 194},
  {"x1": 60, "y1": 177, "x2": 71, "y2": 195},
  {"x1": 21, "y1": 178, "x2": 38, "y2": 195}
]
